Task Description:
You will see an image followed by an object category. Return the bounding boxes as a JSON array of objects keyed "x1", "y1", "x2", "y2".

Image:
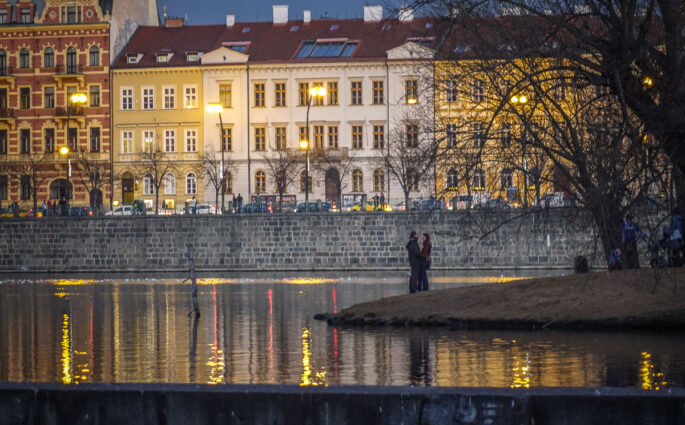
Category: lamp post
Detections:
[
  {"x1": 207, "y1": 102, "x2": 225, "y2": 214},
  {"x1": 510, "y1": 94, "x2": 529, "y2": 207},
  {"x1": 299, "y1": 86, "x2": 326, "y2": 212},
  {"x1": 62, "y1": 92, "x2": 87, "y2": 211}
]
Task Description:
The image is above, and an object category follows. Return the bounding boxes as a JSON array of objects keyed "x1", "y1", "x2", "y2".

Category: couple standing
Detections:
[{"x1": 406, "y1": 230, "x2": 432, "y2": 293}]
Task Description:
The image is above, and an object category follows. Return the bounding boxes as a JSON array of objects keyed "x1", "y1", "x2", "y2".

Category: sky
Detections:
[{"x1": 158, "y1": 0, "x2": 392, "y2": 25}]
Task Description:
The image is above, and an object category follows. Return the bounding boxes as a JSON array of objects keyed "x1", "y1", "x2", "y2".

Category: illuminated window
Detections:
[
  {"x1": 184, "y1": 86, "x2": 197, "y2": 108},
  {"x1": 407, "y1": 170, "x2": 418, "y2": 191},
  {"x1": 223, "y1": 172, "x2": 233, "y2": 194},
  {"x1": 255, "y1": 170, "x2": 266, "y2": 193},
  {"x1": 220, "y1": 83, "x2": 232, "y2": 108},
  {"x1": 352, "y1": 169, "x2": 363, "y2": 192},
  {"x1": 143, "y1": 130, "x2": 155, "y2": 153},
  {"x1": 405, "y1": 79, "x2": 418, "y2": 104},
  {"x1": 121, "y1": 130, "x2": 133, "y2": 154}
]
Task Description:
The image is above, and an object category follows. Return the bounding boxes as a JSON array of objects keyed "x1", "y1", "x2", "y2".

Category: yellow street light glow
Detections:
[
  {"x1": 70, "y1": 92, "x2": 87, "y2": 104},
  {"x1": 407, "y1": 97, "x2": 417, "y2": 104},
  {"x1": 642, "y1": 76, "x2": 653, "y2": 87},
  {"x1": 206, "y1": 102, "x2": 223, "y2": 113},
  {"x1": 59, "y1": 146, "x2": 69, "y2": 155},
  {"x1": 510, "y1": 95, "x2": 527, "y2": 104},
  {"x1": 308, "y1": 86, "x2": 326, "y2": 97},
  {"x1": 299, "y1": 139, "x2": 309, "y2": 150},
  {"x1": 510, "y1": 95, "x2": 519, "y2": 103},
  {"x1": 519, "y1": 95, "x2": 527, "y2": 103}
]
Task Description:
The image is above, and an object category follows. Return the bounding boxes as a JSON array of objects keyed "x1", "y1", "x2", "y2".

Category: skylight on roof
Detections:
[
  {"x1": 241, "y1": 27, "x2": 250, "y2": 33},
  {"x1": 425, "y1": 22, "x2": 433, "y2": 28},
  {"x1": 330, "y1": 24, "x2": 339, "y2": 31},
  {"x1": 383, "y1": 24, "x2": 391, "y2": 30},
  {"x1": 230, "y1": 45, "x2": 247, "y2": 53},
  {"x1": 295, "y1": 40, "x2": 358, "y2": 58},
  {"x1": 290, "y1": 25, "x2": 299, "y2": 31},
  {"x1": 454, "y1": 45, "x2": 472, "y2": 54}
]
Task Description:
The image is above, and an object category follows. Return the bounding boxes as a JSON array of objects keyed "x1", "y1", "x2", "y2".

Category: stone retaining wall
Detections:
[{"x1": 0, "y1": 210, "x2": 604, "y2": 273}]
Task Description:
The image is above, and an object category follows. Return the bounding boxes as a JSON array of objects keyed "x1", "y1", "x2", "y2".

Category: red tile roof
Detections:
[{"x1": 113, "y1": 17, "x2": 448, "y2": 68}]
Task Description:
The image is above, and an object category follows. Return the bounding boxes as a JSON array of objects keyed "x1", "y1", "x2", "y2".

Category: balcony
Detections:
[
  {"x1": 53, "y1": 64, "x2": 84, "y2": 87},
  {"x1": 0, "y1": 107, "x2": 15, "y2": 128},
  {"x1": 55, "y1": 106, "x2": 86, "y2": 128},
  {"x1": 0, "y1": 66, "x2": 15, "y2": 88}
]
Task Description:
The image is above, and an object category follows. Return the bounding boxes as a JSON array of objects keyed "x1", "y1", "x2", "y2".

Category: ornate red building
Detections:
[{"x1": 0, "y1": 0, "x2": 111, "y2": 212}]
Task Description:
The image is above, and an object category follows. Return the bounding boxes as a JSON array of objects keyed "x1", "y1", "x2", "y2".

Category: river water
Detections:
[{"x1": 0, "y1": 270, "x2": 683, "y2": 389}]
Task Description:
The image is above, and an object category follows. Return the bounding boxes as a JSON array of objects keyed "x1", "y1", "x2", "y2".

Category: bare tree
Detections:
[
  {"x1": 311, "y1": 147, "x2": 357, "y2": 209},
  {"x1": 136, "y1": 147, "x2": 178, "y2": 215},
  {"x1": 260, "y1": 144, "x2": 301, "y2": 212},
  {"x1": 74, "y1": 152, "x2": 109, "y2": 214},
  {"x1": 10, "y1": 153, "x2": 51, "y2": 217},
  {"x1": 202, "y1": 145, "x2": 235, "y2": 214}
]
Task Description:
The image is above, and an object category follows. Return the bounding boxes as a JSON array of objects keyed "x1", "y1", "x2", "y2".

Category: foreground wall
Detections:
[
  {"x1": 0, "y1": 210, "x2": 603, "y2": 273},
  {"x1": 0, "y1": 383, "x2": 683, "y2": 425}
]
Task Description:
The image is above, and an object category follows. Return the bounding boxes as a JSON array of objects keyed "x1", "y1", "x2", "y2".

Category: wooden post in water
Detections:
[{"x1": 185, "y1": 244, "x2": 201, "y2": 317}]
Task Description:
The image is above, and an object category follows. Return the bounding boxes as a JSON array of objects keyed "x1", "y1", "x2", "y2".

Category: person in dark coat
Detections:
[
  {"x1": 621, "y1": 214, "x2": 645, "y2": 269},
  {"x1": 406, "y1": 230, "x2": 426, "y2": 293},
  {"x1": 418, "y1": 233, "x2": 432, "y2": 291}
]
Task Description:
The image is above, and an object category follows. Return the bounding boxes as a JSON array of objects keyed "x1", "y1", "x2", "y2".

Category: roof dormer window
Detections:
[
  {"x1": 290, "y1": 25, "x2": 299, "y2": 32},
  {"x1": 186, "y1": 51, "x2": 201, "y2": 62},
  {"x1": 330, "y1": 24, "x2": 339, "y2": 31},
  {"x1": 241, "y1": 27, "x2": 250, "y2": 33},
  {"x1": 222, "y1": 42, "x2": 250, "y2": 53},
  {"x1": 20, "y1": 8, "x2": 31, "y2": 23},
  {"x1": 406, "y1": 37, "x2": 435, "y2": 48},
  {"x1": 156, "y1": 51, "x2": 173, "y2": 63},
  {"x1": 0, "y1": 10, "x2": 8, "y2": 24},
  {"x1": 295, "y1": 39, "x2": 358, "y2": 58},
  {"x1": 126, "y1": 53, "x2": 143, "y2": 64}
]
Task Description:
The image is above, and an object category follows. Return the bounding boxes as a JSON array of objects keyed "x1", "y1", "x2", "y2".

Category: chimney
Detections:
[
  {"x1": 303, "y1": 10, "x2": 311, "y2": 24},
  {"x1": 165, "y1": 17, "x2": 184, "y2": 28},
  {"x1": 272, "y1": 5, "x2": 288, "y2": 25},
  {"x1": 363, "y1": 5, "x2": 382, "y2": 22},
  {"x1": 226, "y1": 14, "x2": 235, "y2": 26},
  {"x1": 399, "y1": 6, "x2": 414, "y2": 22}
]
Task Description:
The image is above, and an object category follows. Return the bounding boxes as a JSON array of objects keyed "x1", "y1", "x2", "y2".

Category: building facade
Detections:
[{"x1": 0, "y1": 0, "x2": 111, "y2": 211}]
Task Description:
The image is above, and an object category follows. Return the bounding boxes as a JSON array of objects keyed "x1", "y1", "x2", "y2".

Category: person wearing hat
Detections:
[{"x1": 406, "y1": 230, "x2": 426, "y2": 293}]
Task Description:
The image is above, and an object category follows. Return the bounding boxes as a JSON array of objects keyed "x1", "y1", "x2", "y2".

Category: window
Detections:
[
  {"x1": 328, "y1": 126, "x2": 338, "y2": 149},
  {"x1": 21, "y1": 8, "x2": 32, "y2": 23},
  {"x1": 351, "y1": 81, "x2": 362, "y2": 105},
  {"x1": 351, "y1": 125, "x2": 363, "y2": 149},
  {"x1": 19, "y1": 87, "x2": 31, "y2": 109},
  {"x1": 67, "y1": 128, "x2": 77, "y2": 151},
  {"x1": 405, "y1": 123, "x2": 418, "y2": 148},
  {"x1": 352, "y1": 169, "x2": 363, "y2": 192},
  {"x1": 500, "y1": 123, "x2": 512, "y2": 147},
  {"x1": 501, "y1": 168, "x2": 513, "y2": 189},
  {"x1": 66, "y1": 47, "x2": 77, "y2": 73},
  {"x1": 184, "y1": 86, "x2": 197, "y2": 108},
  {"x1": 163, "y1": 86, "x2": 175, "y2": 109},
  {"x1": 472, "y1": 79, "x2": 484, "y2": 102},
  {"x1": 0, "y1": 88, "x2": 6, "y2": 108},
  {"x1": 299, "y1": 82, "x2": 309, "y2": 106},
  {"x1": 0, "y1": 176, "x2": 6, "y2": 201},
  {"x1": 327, "y1": 82, "x2": 338, "y2": 105},
  {"x1": 185, "y1": 129, "x2": 197, "y2": 152},
  {"x1": 143, "y1": 174, "x2": 154, "y2": 195},
  {"x1": 446, "y1": 123, "x2": 458, "y2": 147},
  {"x1": 299, "y1": 170, "x2": 311, "y2": 193},
  {"x1": 446, "y1": 169, "x2": 458, "y2": 190},
  {"x1": 20, "y1": 129, "x2": 30, "y2": 154},
  {"x1": 156, "y1": 53, "x2": 169, "y2": 63},
  {"x1": 255, "y1": 170, "x2": 266, "y2": 194},
  {"x1": 405, "y1": 79, "x2": 418, "y2": 104},
  {"x1": 186, "y1": 52, "x2": 199, "y2": 62},
  {"x1": 89, "y1": 46, "x2": 100, "y2": 66},
  {"x1": 313, "y1": 125, "x2": 324, "y2": 150},
  {"x1": 223, "y1": 172, "x2": 233, "y2": 194},
  {"x1": 372, "y1": 80, "x2": 384, "y2": 105},
  {"x1": 220, "y1": 83, "x2": 232, "y2": 108},
  {"x1": 472, "y1": 122, "x2": 486, "y2": 148},
  {"x1": 275, "y1": 127, "x2": 287, "y2": 150},
  {"x1": 254, "y1": 127, "x2": 266, "y2": 151},
  {"x1": 0, "y1": 129, "x2": 6, "y2": 154},
  {"x1": 0, "y1": 10, "x2": 7, "y2": 24},
  {"x1": 473, "y1": 168, "x2": 486, "y2": 190},
  {"x1": 0, "y1": 50, "x2": 6, "y2": 75},
  {"x1": 164, "y1": 129, "x2": 175, "y2": 152},
  {"x1": 121, "y1": 88, "x2": 133, "y2": 110},
  {"x1": 90, "y1": 128, "x2": 100, "y2": 152},
  {"x1": 186, "y1": 172, "x2": 197, "y2": 195},
  {"x1": 446, "y1": 79, "x2": 458, "y2": 102},
  {"x1": 40, "y1": 128, "x2": 54, "y2": 153},
  {"x1": 19, "y1": 48, "x2": 30, "y2": 68},
  {"x1": 89, "y1": 85, "x2": 100, "y2": 107},
  {"x1": 254, "y1": 83, "x2": 265, "y2": 107},
  {"x1": 295, "y1": 40, "x2": 358, "y2": 58},
  {"x1": 142, "y1": 87, "x2": 154, "y2": 110},
  {"x1": 21, "y1": 175, "x2": 30, "y2": 200},
  {"x1": 274, "y1": 82, "x2": 286, "y2": 107},
  {"x1": 407, "y1": 170, "x2": 418, "y2": 192},
  {"x1": 299, "y1": 126, "x2": 308, "y2": 144},
  {"x1": 50, "y1": 179, "x2": 71, "y2": 199},
  {"x1": 122, "y1": 130, "x2": 133, "y2": 154},
  {"x1": 373, "y1": 125, "x2": 384, "y2": 149},
  {"x1": 43, "y1": 48, "x2": 54, "y2": 68},
  {"x1": 373, "y1": 169, "x2": 385, "y2": 192},
  {"x1": 164, "y1": 173, "x2": 175, "y2": 195},
  {"x1": 310, "y1": 82, "x2": 324, "y2": 106},
  {"x1": 65, "y1": 6, "x2": 77, "y2": 23},
  {"x1": 143, "y1": 130, "x2": 154, "y2": 153},
  {"x1": 222, "y1": 128, "x2": 232, "y2": 151},
  {"x1": 44, "y1": 86, "x2": 55, "y2": 108}
]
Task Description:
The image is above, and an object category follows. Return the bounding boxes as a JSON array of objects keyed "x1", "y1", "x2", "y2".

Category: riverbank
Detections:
[{"x1": 321, "y1": 268, "x2": 685, "y2": 330}]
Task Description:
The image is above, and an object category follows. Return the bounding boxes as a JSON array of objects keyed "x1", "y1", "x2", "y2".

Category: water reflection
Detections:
[{"x1": 0, "y1": 271, "x2": 683, "y2": 388}]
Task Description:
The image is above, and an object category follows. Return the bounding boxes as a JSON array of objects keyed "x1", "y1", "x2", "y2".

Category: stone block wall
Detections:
[{"x1": 0, "y1": 209, "x2": 602, "y2": 273}]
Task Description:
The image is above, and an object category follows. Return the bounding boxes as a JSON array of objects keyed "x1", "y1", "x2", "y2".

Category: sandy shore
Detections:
[{"x1": 320, "y1": 268, "x2": 685, "y2": 330}]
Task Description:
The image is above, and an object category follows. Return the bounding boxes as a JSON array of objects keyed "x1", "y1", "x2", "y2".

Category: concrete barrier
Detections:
[{"x1": 0, "y1": 383, "x2": 683, "y2": 425}]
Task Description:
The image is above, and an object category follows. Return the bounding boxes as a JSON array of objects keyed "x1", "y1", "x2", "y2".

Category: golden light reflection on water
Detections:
[
  {"x1": 49, "y1": 279, "x2": 98, "y2": 286},
  {"x1": 61, "y1": 314, "x2": 72, "y2": 384},
  {"x1": 640, "y1": 352, "x2": 668, "y2": 390},
  {"x1": 207, "y1": 344, "x2": 225, "y2": 385},
  {"x1": 300, "y1": 328, "x2": 326, "y2": 386},
  {"x1": 430, "y1": 276, "x2": 529, "y2": 284},
  {"x1": 285, "y1": 278, "x2": 339, "y2": 285},
  {"x1": 510, "y1": 351, "x2": 531, "y2": 389}
]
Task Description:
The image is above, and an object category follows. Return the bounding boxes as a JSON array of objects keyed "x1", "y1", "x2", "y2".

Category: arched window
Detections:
[
  {"x1": 473, "y1": 168, "x2": 486, "y2": 190},
  {"x1": 446, "y1": 168, "x2": 458, "y2": 190},
  {"x1": 43, "y1": 47, "x2": 54, "y2": 68},
  {"x1": 500, "y1": 168, "x2": 513, "y2": 189},
  {"x1": 222, "y1": 171, "x2": 232, "y2": 194},
  {"x1": 164, "y1": 173, "x2": 175, "y2": 195},
  {"x1": 255, "y1": 170, "x2": 266, "y2": 194},
  {"x1": 89, "y1": 46, "x2": 99, "y2": 66},
  {"x1": 373, "y1": 169, "x2": 385, "y2": 192},
  {"x1": 0, "y1": 50, "x2": 7, "y2": 74},
  {"x1": 143, "y1": 174, "x2": 154, "y2": 195},
  {"x1": 49, "y1": 179, "x2": 72, "y2": 200},
  {"x1": 407, "y1": 170, "x2": 418, "y2": 192},
  {"x1": 186, "y1": 172, "x2": 197, "y2": 195},
  {"x1": 66, "y1": 47, "x2": 77, "y2": 73},
  {"x1": 19, "y1": 48, "x2": 30, "y2": 68},
  {"x1": 299, "y1": 170, "x2": 311, "y2": 193},
  {"x1": 352, "y1": 169, "x2": 363, "y2": 192}
]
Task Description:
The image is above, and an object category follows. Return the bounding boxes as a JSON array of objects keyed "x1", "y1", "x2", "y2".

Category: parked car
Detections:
[
  {"x1": 473, "y1": 198, "x2": 512, "y2": 210},
  {"x1": 106, "y1": 205, "x2": 134, "y2": 216},
  {"x1": 449, "y1": 194, "x2": 489, "y2": 210},
  {"x1": 417, "y1": 199, "x2": 445, "y2": 211},
  {"x1": 295, "y1": 201, "x2": 331, "y2": 212},
  {"x1": 185, "y1": 204, "x2": 216, "y2": 215},
  {"x1": 241, "y1": 202, "x2": 272, "y2": 213},
  {"x1": 535, "y1": 192, "x2": 565, "y2": 208}
]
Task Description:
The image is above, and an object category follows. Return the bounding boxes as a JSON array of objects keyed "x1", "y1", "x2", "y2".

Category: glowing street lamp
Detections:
[
  {"x1": 62, "y1": 92, "x2": 87, "y2": 211},
  {"x1": 510, "y1": 95, "x2": 527, "y2": 104},
  {"x1": 206, "y1": 102, "x2": 225, "y2": 214},
  {"x1": 510, "y1": 93, "x2": 530, "y2": 207},
  {"x1": 300, "y1": 86, "x2": 327, "y2": 212}
]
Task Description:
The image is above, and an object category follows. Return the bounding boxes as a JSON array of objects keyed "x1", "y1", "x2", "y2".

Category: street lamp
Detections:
[
  {"x1": 299, "y1": 85, "x2": 326, "y2": 212},
  {"x1": 62, "y1": 92, "x2": 87, "y2": 210},
  {"x1": 510, "y1": 93, "x2": 529, "y2": 207},
  {"x1": 206, "y1": 102, "x2": 225, "y2": 214}
]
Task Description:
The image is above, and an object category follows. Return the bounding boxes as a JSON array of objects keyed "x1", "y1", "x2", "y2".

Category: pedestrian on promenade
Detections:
[
  {"x1": 192, "y1": 196, "x2": 198, "y2": 215},
  {"x1": 621, "y1": 214, "x2": 646, "y2": 269},
  {"x1": 406, "y1": 230, "x2": 426, "y2": 294},
  {"x1": 418, "y1": 233, "x2": 432, "y2": 291},
  {"x1": 237, "y1": 193, "x2": 243, "y2": 211}
]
